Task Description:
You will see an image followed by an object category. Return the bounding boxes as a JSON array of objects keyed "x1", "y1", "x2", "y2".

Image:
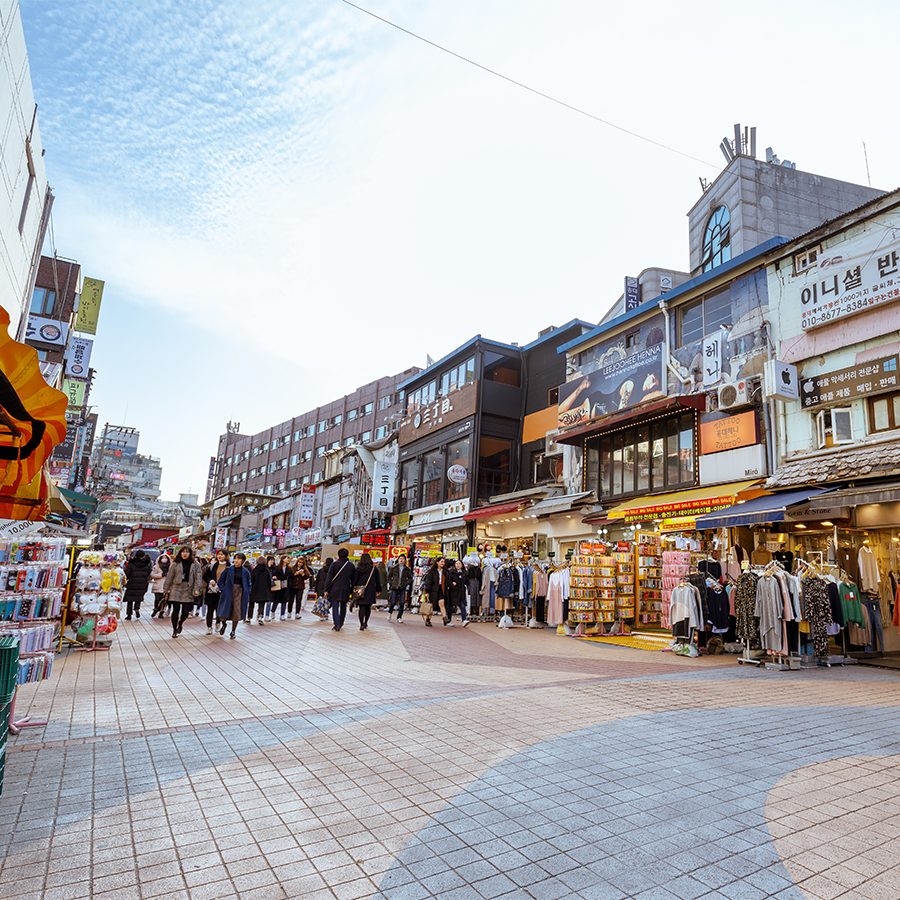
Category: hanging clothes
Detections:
[
  {"x1": 755, "y1": 575, "x2": 785, "y2": 654},
  {"x1": 546, "y1": 568, "x2": 569, "y2": 626},
  {"x1": 697, "y1": 559, "x2": 722, "y2": 581},
  {"x1": 858, "y1": 546, "x2": 881, "y2": 594},
  {"x1": 669, "y1": 583, "x2": 702, "y2": 630},
  {"x1": 801, "y1": 576, "x2": 833, "y2": 660},
  {"x1": 838, "y1": 581, "x2": 865, "y2": 626},
  {"x1": 706, "y1": 584, "x2": 730, "y2": 631},
  {"x1": 734, "y1": 572, "x2": 760, "y2": 647}
]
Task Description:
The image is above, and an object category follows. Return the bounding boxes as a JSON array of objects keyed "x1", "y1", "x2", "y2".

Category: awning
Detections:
[
  {"x1": 556, "y1": 395, "x2": 707, "y2": 446},
  {"x1": 813, "y1": 483, "x2": 900, "y2": 507},
  {"x1": 694, "y1": 487, "x2": 831, "y2": 530},
  {"x1": 407, "y1": 517, "x2": 468, "y2": 535},
  {"x1": 526, "y1": 491, "x2": 595, "y2": 518},
  {"x1": 59, "y1": 488, "x2": 99, "y2": 513},
  {"x1": 463, "y1": 501, "x2": 527, "y2": 521},
  {"x1": 607, "y1": 480, "x2": 763, "y2": 522}
]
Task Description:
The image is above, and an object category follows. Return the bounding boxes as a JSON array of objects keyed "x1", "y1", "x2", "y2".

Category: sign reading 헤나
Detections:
[{"x1": 800, "y1": 355, "x2": 900, "y2": 409}]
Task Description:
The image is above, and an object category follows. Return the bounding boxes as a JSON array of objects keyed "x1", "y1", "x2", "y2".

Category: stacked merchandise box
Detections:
[
  {"x1": 613, "y1": 549, "x2": 635, "y2": 621},
  {"x1": 636, "y1": 532, "x2": 663, "y2": 627},
  {"x1": 569, "y1": 552, "x2": 617, "y2": 633}
]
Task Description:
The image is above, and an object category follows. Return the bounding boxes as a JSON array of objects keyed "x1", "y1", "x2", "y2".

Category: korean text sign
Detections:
[{"x1": 800, "y1": 355, "x2": 900, "y2": 408}]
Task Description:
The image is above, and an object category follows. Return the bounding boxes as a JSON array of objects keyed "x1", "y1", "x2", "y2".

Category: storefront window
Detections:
[
  {"x1": 447, "y1": 437, "x2": 471, "y2": 500},
  {"x1": 868, "y1": 393, "x2": 900, "y2": 433},
  {"x1": 477, "y1": 436, "x2": 512, "y2": 503},
  {"x1": 422, "y1": 449, "x2": 444, "y2": 506},
  {"x1": 400, "y1": 460, "x2": 419, "y2": 512},
  {"x1": 589, "y1": 412, "x2": 696, "y2": 501}
]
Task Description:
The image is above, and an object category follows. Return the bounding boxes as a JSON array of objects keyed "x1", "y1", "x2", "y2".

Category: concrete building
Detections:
[
  {"x1": 207, "y1": 368, "x2": 419, "y2": 501},
  {"x1": 0, "y1": 0, "x2": 52, "y2": 340},
  {"x1": 89, "y1": 424, "x2": 162, "y2": 502}
]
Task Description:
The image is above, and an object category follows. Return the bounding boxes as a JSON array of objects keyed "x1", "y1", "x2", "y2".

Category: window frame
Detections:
[
  {"x1": 867, "y1": 393, "x2": 900, "y2": 434},
  {"x1": 30, "y1": 286, "x2": 57, "y2": 317},
  {"x1": 701, "y1": 205, "x2": 731, "y2": 272},
  {"x1": 815, "y1": 407, "x2": 853, "y2": 448}
]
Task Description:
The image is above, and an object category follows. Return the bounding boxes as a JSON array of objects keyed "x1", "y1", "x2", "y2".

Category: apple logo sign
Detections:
[
  {"x1": 802, "y1": 380, "x2": 813, "y2": 394},
  {"x1": 781, "y1": 368, "x2": 792, "y2": 386}
]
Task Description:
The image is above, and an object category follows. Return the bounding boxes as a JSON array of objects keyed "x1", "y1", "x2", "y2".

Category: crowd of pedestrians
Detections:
[{"x1": 123, "y1": 545, "x2": 472, "y2": 640}]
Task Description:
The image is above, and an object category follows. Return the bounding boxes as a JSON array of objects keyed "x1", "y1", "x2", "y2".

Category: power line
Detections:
[{"x1": 339, "y1": 0, "x2": 716, "y2": 169}]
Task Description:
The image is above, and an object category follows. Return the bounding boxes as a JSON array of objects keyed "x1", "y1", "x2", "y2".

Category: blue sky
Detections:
[{"x1": 20, "y1": 0, "x2": 900, "y2": 498}]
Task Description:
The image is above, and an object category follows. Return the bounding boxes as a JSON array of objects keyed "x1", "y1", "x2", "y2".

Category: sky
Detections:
[{"x1": 19, "y1": 0, "x2": 900, "y2": 500}]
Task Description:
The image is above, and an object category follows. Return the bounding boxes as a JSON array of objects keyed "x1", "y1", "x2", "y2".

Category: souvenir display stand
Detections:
[
  {"x1": 0, "y1": 535, "x2": 67, "y2": 732},
  {"x1": 636, "y1": 532, "x2": 663, "y2": 628},
  {"x1": 70, "y1": 551, "x2": 126, "y2": 652},
  {"x1": 613, "y1": 549, "x2": 635, "y2": 624},
  {"x1": 568, "y1": 551, "x2": 617, "y2": 635}
]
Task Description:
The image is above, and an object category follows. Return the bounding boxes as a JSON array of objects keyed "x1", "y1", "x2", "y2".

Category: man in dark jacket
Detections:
[
  {"x1": 387, "y1": 555, "x2": 413, "y2": 622},
  {"x1": 123, "y1": 550, "x2": 152, "y2": 620},
  {"x1": 249, "y1": 556, "x2": 272, "y2": 625},
  {"x1": 323, "y1": 547, "x2": 355, "y2": 632}
]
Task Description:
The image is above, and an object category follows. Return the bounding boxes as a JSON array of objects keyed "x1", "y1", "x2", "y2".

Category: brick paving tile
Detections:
[{"x1": 0, "y1": 617, "x2": 896, "y2": 898}]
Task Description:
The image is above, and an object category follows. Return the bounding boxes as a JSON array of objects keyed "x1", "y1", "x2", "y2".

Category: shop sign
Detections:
[
  {"x1": 62, "y1": 378, "x2": 86, "y2": 409},
  {"x1": 702, "y1": 331, "x2": 725, "y2": 387},
  {"x1": 392, "y1": 511, "x2": 410, "y2": 532},
  {"x1": 659, "y1": 516, "x2": 698, "y2": 533},
  {"x1": 371, "y1": 460, "x2": 397, "y2": 513},
  {"x1": 65, "y1": 336, "x2": 93, "y2": 377},
  {"x1": 213, "y1": 494, "x2": 230, "y2": 510},
  {"x1": 699, "y1": 444, "x2": 766, "y2": 485},
  {"x1": 578, "y1": 540, "x2": 607, "y2": 555},
  {"x1": 25, "y1": 315, "x2": 68, "y2": 347},
  {"x1": 262, "y1": 527, "x2": 274, "y2": 537},
  {"x1": 276, "y1": 533, "x2": 285, "y2": 550},
  {"x1": 784, "y1": 504, "x2": 851, "y2": 521},
  {"x1": 399, "y1": 381, "x2": 478, "y2": 446},
  {"x1": 389, "y1": 545, "x2": 409, "y2": 558},
  {"x1": 700, "y1": 411, "x2": 758, "y2": 455},
  {"x1": 621, "y1": 496, "x2": 735, "y2": 522},
  {"x1": 558, "y1": 313, "x2": 666, "y2": 429},
  {"x1": 785, "y1": 230, "x2": 900, "y2": 331},
  {"x1": 362, "y1": 531, "x2": 389, "y2": 547},
  {"x1": 442, "y1": 498, "x2": 470, "y2": 519},
  {"x1": 297, "y1": 484, "x2": 316, "y2": 527},
  {"x1": 76, "y1": 278, "x2": 104, "y2": 335},
  {"x1": 447, "y1": 464, "x2": 468, "y2": 484},
  {"x1": 800, "y1": 354, "x2": 899, "y2": 409},
  {"x1": 412, "y1": 541, "x2": 442, "y2": 557},
  {"x1": 624, "y1": 276, "x2": 641, "y2": 311},
  {"x1": 262, "y1": 495, "x2": 293, "y2": 519}
]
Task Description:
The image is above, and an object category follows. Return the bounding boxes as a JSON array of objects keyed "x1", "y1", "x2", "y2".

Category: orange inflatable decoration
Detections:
[{"x1": 0, "y1": 305, "x2": 69, "y2": 519}]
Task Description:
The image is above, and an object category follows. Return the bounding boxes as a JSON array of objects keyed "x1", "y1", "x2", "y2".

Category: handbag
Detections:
[
  {"x1": 352, "y1": 568, "x2": 374, "y2": 601},
  {"x1": 270, "y1": 578, "x2": 284, "y2": 591},
  {"x1": 419, "y1": 594, "x2": 433, "y2": 617}
]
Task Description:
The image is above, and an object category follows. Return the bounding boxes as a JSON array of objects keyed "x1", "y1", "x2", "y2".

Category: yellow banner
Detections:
[
  {"x1": 76, "y1": 277, "x2": 104, "y2": 334},
  {"x1": 62, "y1": 378, "x2": 86, "y2": 408}
]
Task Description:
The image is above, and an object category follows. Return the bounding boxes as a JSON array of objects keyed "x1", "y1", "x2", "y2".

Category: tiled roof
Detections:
[{"x1": 767, "y1": 442, "x2": 900, "y2": 488}]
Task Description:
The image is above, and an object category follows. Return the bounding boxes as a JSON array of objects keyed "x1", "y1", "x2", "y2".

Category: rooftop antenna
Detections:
[{"x1": 862, "y1": 140, "x2": 872, "y2": 187}]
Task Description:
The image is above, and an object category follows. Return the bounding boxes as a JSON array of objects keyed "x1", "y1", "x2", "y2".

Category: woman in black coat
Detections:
[
  {"x1": 250, "y1": 556, "x2": 272, "y2": 625},
  {"x1": 420, "y1": 556, "x2": 447, "y2": 628},
  {"x1": 123, "y1": 550, "x2": 152, "y2": 620},
  {"x1": 447, "y1": 558, "x2": 469, "y2": 627},
  {"x1": 351, "y1": 552, "x2": 381, "y2": 631},
  {"x1": 323, "y1": 548, "x2": 355, "y2": 632}
]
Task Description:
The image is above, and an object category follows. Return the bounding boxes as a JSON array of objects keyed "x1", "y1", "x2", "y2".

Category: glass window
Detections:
[
  {"x1": 363, "y1": 402, "x2": 374, "y2": 416},
  {"x1": 400, "y1": 460, "x2": 419, "y2": 512},
  {"x1": 636, "y1": 427, "x2": 650, "y2": 493},
  {"x1": 333, "y1": 414, "x2": 342, "y2": 427},
  {"x1": 30, "y1": 287, "x2": 56, "y2": 316},
  {"x1": 313, "y1": 472, "x2": 322, "y2": 483},
  {"x1": 477, "y1": 436, "x2": 512, "y2": 503},
  {"x1": 701, "y1": 205, "x2": 731, "y2": 272},
  {"x1": 447, "y1": 436, "x2": 471, "y2": 500},
  {"x1": 677, "y1": 287, "x2": 732, "y2": 346},
  {"x1": 378, "y1": 396, "x2": 391, "y2": 410},
  {"x1": 484, "y1": 355, "x2": 521, "y2": 386},
  {"x1": 440, "y1": 371, "x2": 450, "y2": 396},
  {"x1": 347, "y1": 408, "x2": 358, "y2": 421},
  {"x1": 306, "y1": 424, "x2": 315, "y2": 437},
  {"x1": 375, "y1": 425, "x2": 387, "y2": 440},
  {"x1": 344, "y1": 437, "x2": 354, "y2": 447},
  {"x1": 815, "y1": 408, "x2": 854, "y2": 448},
  {"x1": 316, "y1": 446, "x2": 326, "y2": 458},
  {"x1": 317, "y1": 421, "x2": 327, "y2": 433},
  {"x1": 361, "y1": 430, "x2": 371, "y2": 442},
  {"x1": 679, "y1": 299, "x2": 704, "y2": 345},
  {"x1": 868, "y1": 393, "x2": 900, "y2": 434},
  {"x1": 422, "y1": 449, "x2": 444, "y2": 506}
]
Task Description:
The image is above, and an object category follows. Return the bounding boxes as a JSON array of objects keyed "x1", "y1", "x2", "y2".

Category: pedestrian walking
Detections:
[
  {"x1": 216, "y1": 552, "x2": 251, "y2": 639},
  {"x1": 351, "y1": 552, "x2": 380, "y2": 631},
  {"x1": 271, "y1": 555, "x2": 290, "y2": 620},
  {"x1": 387, "y1": 554, "x2": 412, "y2": 622},
  {"x1": 250, "y1": 556, "x2": 272, "y2": 625},
  {"x1": 194, "y1": 556, "x2": 210, "y2": 616},
  {"x1": 123, "y1": 549, "x2": 152, "y2": 621},
  {"x1": 312, "y1": 558, "x2": 332, "y2": 620},
  {"x1": 420, "y1": 556, "x2": 447, "y2": 627},
  {"x1": 289, "y1": 558, "x2": 311, "y2": 619},
  {"x1": 164, "y1": 546, "x2": 203, "y2": 638},
  {"x1": 323, "y1": 548, "x2": 355, "y2": 632},
  {"x1": 149, "y1": 552, "x2": 171, "y2": 618},
  {"x1": 203, "y1": 550, "x2": 230, "y2": 635},
  {"x1": 448, "y1": 558, "x2": 469, "y2": 626}
]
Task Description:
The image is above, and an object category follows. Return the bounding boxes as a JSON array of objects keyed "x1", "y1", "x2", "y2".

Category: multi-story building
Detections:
[
  {"x1": 0, "y1": 0, "x2": 52, "y2": 341},
  {"x1": 89, "y1": 424, "x2": 162, "y2": 502},
  {"x1": 207, "y1": 368, "x2": 419, "y2": 500}
]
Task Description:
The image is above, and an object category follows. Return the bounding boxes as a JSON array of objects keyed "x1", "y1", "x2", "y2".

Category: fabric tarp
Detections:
[{"x1": 694, "y1": 487, "x2": 832, "y2": 530}]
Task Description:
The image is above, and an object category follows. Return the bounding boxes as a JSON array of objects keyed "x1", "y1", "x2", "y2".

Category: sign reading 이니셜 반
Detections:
[
  {"x1": 800, "y1": 355, "x2": 900, "y2": 409},
  {"x1": 785, "y1": 229, "x2": 900, "y2": 331}
]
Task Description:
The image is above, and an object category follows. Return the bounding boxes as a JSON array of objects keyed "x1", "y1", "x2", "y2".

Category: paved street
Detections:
[{"x1": 3, "y1": 611, "x2": 900, "y2": 900}]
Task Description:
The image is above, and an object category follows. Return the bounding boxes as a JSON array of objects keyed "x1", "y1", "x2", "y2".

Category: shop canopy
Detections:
[
  {"x1": 606, "y1": 480, "x2": 763, "y2": 523},
  {"x1": 407, "y1": 517, "x2": 468, "y2": 535},
  {"x1": 463, "y1": 501, "x2": 528, "y2": 521},
  {"x1": 694, "y1": 487, "x2": 831, "y2": 530},
  {"x1": 526, "y1": 491, "x2": 595, "y2": 518}
]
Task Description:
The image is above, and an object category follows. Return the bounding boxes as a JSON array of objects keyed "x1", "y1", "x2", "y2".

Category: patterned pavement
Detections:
[{"x1": 2, "y1": 607, "x2": 899, "y2": 899}]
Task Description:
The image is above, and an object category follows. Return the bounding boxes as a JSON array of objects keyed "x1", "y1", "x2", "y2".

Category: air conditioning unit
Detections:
[
  {"x1": 717, "y1": 379, "x2": 751, "y2": 411},
  {"x1": 545, "y1": 430, "x2": 563, "y2": 456}
]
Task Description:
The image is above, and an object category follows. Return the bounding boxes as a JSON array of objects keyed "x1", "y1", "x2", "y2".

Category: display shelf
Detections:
[
  {"x1": 569, "y1": 553, "x2": 617, "y2": 631},
  {"x1": 636, "y1": 532, "x2": 663, "y2": 627},
  {"x1": 613, "y1": 550, "x2": 635, "y2": 620}
]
